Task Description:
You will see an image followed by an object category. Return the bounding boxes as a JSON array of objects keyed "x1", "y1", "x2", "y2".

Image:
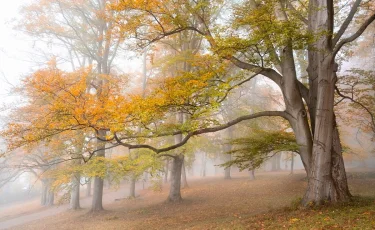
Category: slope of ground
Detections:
[{"x1": 5, "y1": 170, "x2": 375, "y2": 230}]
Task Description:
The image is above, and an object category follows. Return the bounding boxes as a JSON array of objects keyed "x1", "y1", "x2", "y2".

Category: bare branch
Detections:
[
  {"x1": 333, "y1": 12, "x2": 375, "y2": 57},
  {"x1": 332, "y1": 0, "x2": 362, "y2": 46},
  {"x1": 335, "y1": 86, "x2": 375, "y2": 131}
]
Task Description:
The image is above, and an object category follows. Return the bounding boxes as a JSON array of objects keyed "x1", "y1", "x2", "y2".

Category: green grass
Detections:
[{"x1": 225, "y1": 196, "x2": 375, "y2": 230}]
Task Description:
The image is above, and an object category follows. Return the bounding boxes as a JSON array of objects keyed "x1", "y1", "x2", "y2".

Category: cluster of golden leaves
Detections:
[{"x1": 1, "y1": 52, "x2": 234, "y2": 152}]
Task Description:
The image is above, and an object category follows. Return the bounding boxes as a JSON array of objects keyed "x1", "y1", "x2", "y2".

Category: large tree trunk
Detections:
[
  {"x1": 166, "y1": 112, "x2": 184, "y2": 202},
  {"x1": 91, "y1": 130, "x2": 106, "y2": 212},
  {"x1": 330, "y1": 118, "x2": 351, "y2": 201},
  {"x1": 279, "y1": 43, "x2": 312, "y2": 174},
  {"x1": 303, "y1": 22, "x2": 336, "y2": 205},
  {"x1": 167, "y1": 155, "x2": 184, "y2": 202},
  {"x1": 70, "y1": 173, "x2": 81, "y2": 210},
  {"x1": 303, "y1": 58, "x2": 337, "y2": 205},
  {"x1": 303, "y1": 0, "x2": 352, "y2": 205},
  {"x1": 272, "y1": 0, "x2": 313, "y2": 175},
  {"x1": 92, "y1": 176, "x2": 104, "y2": 211}
]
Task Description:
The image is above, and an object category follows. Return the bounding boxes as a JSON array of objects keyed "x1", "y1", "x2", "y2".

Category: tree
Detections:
[
  {"x1": 110, "y1": 0, "x2": 375, "y2": 206},
  {"x1": 18, "y1": 0, "x2": 124, "y2": 211}
]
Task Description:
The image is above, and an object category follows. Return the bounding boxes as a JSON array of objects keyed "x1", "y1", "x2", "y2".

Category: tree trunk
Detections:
[
  {"x1": 92, "y1": 176, "x2": 104, "y2": 211},
  {"x1": 86, "y1": 179, "x2": 91, "y2": 197},
  {"x1": 41, "y1": 180, "x2": 48, "y2": 206},
  {"x1": 330, "y1": 119, "x2": 351, "y2": 201},
  {"x1": 275, "y1": 3, "x2": 312, "y2": 175},
  {"x1": 249, "y1": 169, "x2": 255, "y2": 180},
  {"x1": 214, "y1": 155, "x2": 219, "y2": 175},
  {"x1": 201, "y1": 152, "x2": 206, "y2": 177},
  {"x1": 181, "y1": 160, "x2": 188, "y2": 188},
  {"x1": 271, "y1": 154, "x2": 282, "y2": 171},
  {"x1": 224, "y1": 158, "x2": 231, "y2": 179},
  {"x1": 164, "y1": 158, "x2": 169, "y2": 183},
  {"x1": 303, "y1": 58, "x2": 336, "y2": 205},
  {"x1": 41, "y1": 179, "x2": 54, "y2": 206},
  {"x1": 70, "y1": 173, "x2": 80, "y2": 210},
  {"x1": 129, "y1": 176, "x2": 136, "y2": 198},
  {"x1": 223, "y1": 126, "x2": 233, "y2": 179},
  {"x1": 167, "y1": 155, "x2": 184, "y2": 202},
  {"x1": 91, "y1": 130, "x2": 106, "y2": 212},
  {"x1": 46, "y1": 189, "x2": 54, "y2": 206},
  {"x1": 290, "y1": 153, "x2": 294, "y2": 175},
  {"x1": 302, "y1": 0, "x2": 350, "y2": 205}
]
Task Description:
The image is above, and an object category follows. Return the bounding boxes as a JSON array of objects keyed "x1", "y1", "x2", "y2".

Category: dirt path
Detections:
[{"x1": 0, "y1": 182, "x2": 146, "y2": 230}]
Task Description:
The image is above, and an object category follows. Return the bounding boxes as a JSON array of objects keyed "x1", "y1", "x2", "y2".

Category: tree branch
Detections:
[
  {"x1": 332, "y1": 0, "x2": 362, "y2": 46},
  {"x1": 335, "y1": 86, "x2": 375, "y2": 131},
  {"x1": 333, "y1": 12, "x2": 375, "y2": 57},
  {"x1": 114, "y1": 111, "x2": 292, "y2": 154}
]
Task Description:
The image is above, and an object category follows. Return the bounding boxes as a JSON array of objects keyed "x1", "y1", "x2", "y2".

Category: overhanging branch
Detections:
[
  {"x1": 332, "y1": 0, "x2": 362, "y2": 46},
  {"x1": 114, "y1": 111, "x2": 292, "y2": 154},
  {"x1": 333, "y1": 12, "x2": 375, "y2": 57}
]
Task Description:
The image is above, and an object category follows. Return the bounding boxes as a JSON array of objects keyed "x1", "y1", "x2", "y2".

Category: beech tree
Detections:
[
  {"x1": 18, "y1": 0, "x2": 124, "y2": 211},
  {"x1": 110, "y1": 0, "x2": 375, "y2": 205}
]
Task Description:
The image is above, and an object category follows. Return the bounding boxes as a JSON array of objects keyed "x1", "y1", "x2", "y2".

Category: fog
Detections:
[{"x1": 0, "y1": 1, "x2": 374, "y2": 229}]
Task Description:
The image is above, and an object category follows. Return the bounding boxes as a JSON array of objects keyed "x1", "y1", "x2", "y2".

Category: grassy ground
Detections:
[
  {"x1": 221, "y1": 196, "x2": 375, "y2": 229},
  {"x1": 9, "y1": 170, "x2": 375, "y2": 230}
]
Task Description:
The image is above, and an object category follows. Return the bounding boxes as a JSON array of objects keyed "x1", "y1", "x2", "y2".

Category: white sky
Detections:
[
  {"x1": 0, "y1": 0, "x2": 32, "y2": 104},
  {"x1": 0, "y1": 1, "x2": 143, "y2": 105}
]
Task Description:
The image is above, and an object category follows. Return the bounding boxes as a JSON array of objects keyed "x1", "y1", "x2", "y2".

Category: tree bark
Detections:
[
  {"x1": 70, "y1": 173, "x2": 80, "y2": 210},
  {"x1": 302, "y1": 0, "x2": 351, "y2": 205},
  {"x1": 129, "y1": 176, "x2": 136, "y2": 198},
  {"x1": 91, "y1": 130, "x2": 106, "y2": 212},
  {"x1": 223, "y1": 127, "x2": 233, "y2": 179},
  {"x1": 167, "y1": 155, "x2": 184, "y2": 202},
  {"x1": 41, "y1": 180, "x2": 47, "y2": 206},
  {"x1": 46, "y1": 189, "x2": 54, "y2": 206},
  {"x1": 92, "y1": 176, "x2": 104, "y2": 211},
  {"x1": 224, "y1": 157, "x2": 231, "y2": 179},
  {"x1": 181, "y1": 160, "x2": 189, "y2": 188},
  {"x1": 201, "y1": 152, "x2": 206, "y2": 177},
  {"x1": 330, "y1": 118, "x2": 351, "y2": 201},
  {"x1": 41, "y1": 179, "x2": 54, "y2": 206},
  {"x1": 86, "y1": 179, "x2": 92, "y2": 197},
  {"x1": 166, "y1": 112, "x2": 184, "y2": 202},
  {"x1": 164, "y1": 158, "x2": 169, "y2": 183},
  {"x1": 290, "y1": 153, "x2": 294, "y2": 175}
]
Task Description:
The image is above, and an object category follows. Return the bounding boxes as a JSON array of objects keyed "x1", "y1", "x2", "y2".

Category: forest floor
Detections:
[{"x1": 2, "y1": 169, "x2": 375, "y2": 230}]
